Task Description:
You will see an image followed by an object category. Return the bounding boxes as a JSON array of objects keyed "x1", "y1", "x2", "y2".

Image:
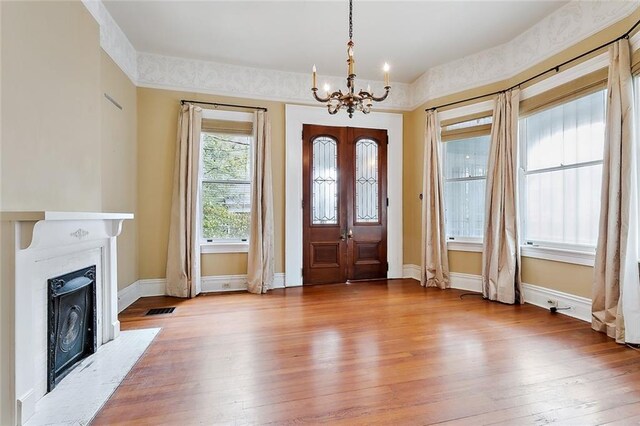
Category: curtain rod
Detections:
[
  {"x1": 181, "y1": 99, "x2": 267, "y2": 112},
  {"x1": 426, "y1": 17, "x2": 640, "y2": 112}
]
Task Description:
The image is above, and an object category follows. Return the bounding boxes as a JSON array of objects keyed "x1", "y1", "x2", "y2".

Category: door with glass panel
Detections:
[{"x1": 302, "y1": 124, "x2": 388, "y2": 284}]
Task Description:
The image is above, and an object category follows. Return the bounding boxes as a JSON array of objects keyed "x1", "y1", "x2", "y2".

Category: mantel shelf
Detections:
[{"x1": 1, "y1": 211, "x2": 134, "y2": 222}]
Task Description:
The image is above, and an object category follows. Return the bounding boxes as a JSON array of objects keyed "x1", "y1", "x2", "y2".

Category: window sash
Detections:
[
  {"x1": 442, "y1": 134, "x2": 490, "y2": 240},
  {"x1": 199, "y1": 128, "x2": 254, "y2": 245},
  {"x1": 519, "y1": 90, "x2": 605, "y2": 249}
]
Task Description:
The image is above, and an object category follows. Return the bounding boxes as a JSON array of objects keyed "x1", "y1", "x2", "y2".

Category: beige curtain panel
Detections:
[
  {"x1": 166, "y1": 104, "x2": 203, "y2": 298},
  {"x1": 247, "y1": 110, "x2": 275, "y2": 294},
  {"x1": 420, "y1": 110, "x2": 450, "y2": 288},
  {"x1": 592, "y1": 39, "x2": 640, "y2": 344},
  {"x1": 482, "y1": 89, "x2": 522, "y2": 304}
]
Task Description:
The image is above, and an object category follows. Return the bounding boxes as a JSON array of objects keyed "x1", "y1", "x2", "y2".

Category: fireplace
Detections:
[{"x1": 47, "y1": 265, "x2": 97, "y2": 391}]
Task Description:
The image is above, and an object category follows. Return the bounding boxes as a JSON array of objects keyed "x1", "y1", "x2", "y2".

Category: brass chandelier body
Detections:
[{"x1": 311, "y1": 0, "x2": 390, "y2": 118}]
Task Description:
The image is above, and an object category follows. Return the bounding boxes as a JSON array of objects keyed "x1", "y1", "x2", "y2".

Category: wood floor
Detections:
[{"x1": 93, "y1": 280, "x2": 640, "y2": 425}]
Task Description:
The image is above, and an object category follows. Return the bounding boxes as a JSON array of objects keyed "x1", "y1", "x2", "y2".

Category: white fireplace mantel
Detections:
[{"x1": 1, "y1": 211, "x2": 133, "y2": 426}]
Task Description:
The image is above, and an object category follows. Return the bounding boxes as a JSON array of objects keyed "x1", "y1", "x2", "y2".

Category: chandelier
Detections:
[{"x1": 311, "y1": 0, "x2": 390, "y2": 118}]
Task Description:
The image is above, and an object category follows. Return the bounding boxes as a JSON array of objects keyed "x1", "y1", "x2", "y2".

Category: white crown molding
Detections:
[
  {"x1": 81, "y1": 0, "x2": 138, "y2": 83},
  {"x1": 136, "y1": 52, "x2": 412, "y2": 110},
  {"x1": 409, "y1": 0, "x2": 639, "y2": 108},
  {"x1": 84, "y1": 0, "x2": 638, "y2": 111}
]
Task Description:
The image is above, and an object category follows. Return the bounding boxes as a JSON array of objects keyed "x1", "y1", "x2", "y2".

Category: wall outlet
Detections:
[
  {"x1": 547, "y1": 299, "x2": 558, "y2": 308},
  {"x1": 222, "y1": 282, "x2": 231, "y2": 289}
]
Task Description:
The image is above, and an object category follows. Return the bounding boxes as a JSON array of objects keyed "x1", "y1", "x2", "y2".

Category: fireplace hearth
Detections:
[{"x1": 47, "y1": 265, "x2": 97, "y2": 391}]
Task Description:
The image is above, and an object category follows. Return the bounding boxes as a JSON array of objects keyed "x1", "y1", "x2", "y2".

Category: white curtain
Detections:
[
  {"x1": 247, "y1": 110, "x2": 275, "y2": 294},
  {"x1": 482, "y1": 89, "x2": 523, "y2": 304},
  {"x1": 166, "y1": 104, "x2": 202, "y2": 298},
  {"x1": 592, "y1": 39, "x2": 640, "y2": 344},
  {"x1": 421, "y1": 110, "x2": 450, "y2": 288}
]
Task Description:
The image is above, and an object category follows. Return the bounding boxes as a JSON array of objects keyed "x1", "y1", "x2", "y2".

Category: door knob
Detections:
[{"x1": 348, "y1": 229, "x2": 353, "y2": 239}]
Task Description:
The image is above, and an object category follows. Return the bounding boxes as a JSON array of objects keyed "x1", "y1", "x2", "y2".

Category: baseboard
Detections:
[
  {"x1": 401, "y1": 265, "x2": 483, "y2": 293},
  {"x1": 201, "y1": 273, "x2": 286, "y2": 292},
  {"x1": 402, "y1": 264, "x2": 421, "y2": 281},
  {"x1": 522, "y1": 282, "x2": 591, "y2": 323},
  {"x1": 400, "y1": 265, "x2": 591, "y2": 323},
  {"x1": 449, "y1": 272, "x2": 483, "y2": 292},
  {"x1": 118, "y1": 273, "x2": 287, "y2": 312},
  {"x1": 117, "y1": 281, "x2": 140, "y2": 313}
]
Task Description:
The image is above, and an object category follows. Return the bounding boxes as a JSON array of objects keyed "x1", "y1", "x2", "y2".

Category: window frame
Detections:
[
  {"x1": 198, "y1": 109, "x2": 255, "y2": 253},
  {"x1": 517, "y1": 89, "x2": 606, "y2": 262},
  {"x1": 441, "y1": 130, "x2": 491, "y2": 246}
]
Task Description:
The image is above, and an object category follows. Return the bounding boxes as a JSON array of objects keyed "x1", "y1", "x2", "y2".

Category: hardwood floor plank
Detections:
[{"x1": 92, "y1": 280, "x2": 640, "y2": 425}]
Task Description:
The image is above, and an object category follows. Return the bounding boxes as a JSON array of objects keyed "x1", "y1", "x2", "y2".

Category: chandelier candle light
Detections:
[{"x1": 311, "y1": 0, "x2": 390, "y2": 118}]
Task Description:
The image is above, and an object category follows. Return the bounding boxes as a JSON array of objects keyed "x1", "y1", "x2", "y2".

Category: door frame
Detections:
[{"x1": 285, "y1": 104, "x2": 403, "y2": 286}]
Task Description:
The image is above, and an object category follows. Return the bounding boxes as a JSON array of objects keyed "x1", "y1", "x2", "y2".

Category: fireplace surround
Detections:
[{"x1": 0, "y1": 211, "x2": 133, "y2": 426}]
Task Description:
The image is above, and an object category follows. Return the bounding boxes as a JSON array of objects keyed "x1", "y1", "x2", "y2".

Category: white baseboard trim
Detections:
[
  {"x1": 201, "y1": 273, "x2": 286, "y2": 293},
  {"x1": 402, "y1": 264, "x2": 421, "y2": 281},
  {"x1": 117, "y1": 273, "x2": 287, "y2": 312},
  {"x1": 449, "y1": 272, "x2": 483, "y2": 292},
  {"x1": 522, "y1": 282, "x2": 591, "y2": 323},
  {"x1": 400, "y1": 265, "x2": 591, "y2": 323},
  {"x1": 401, "y1": 265, "x2": 484, "y2": 293}
]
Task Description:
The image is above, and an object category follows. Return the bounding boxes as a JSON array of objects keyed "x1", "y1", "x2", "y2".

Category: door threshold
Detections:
[{"x1": 346, "y1": 278, "x2": 388, "y2": 283}]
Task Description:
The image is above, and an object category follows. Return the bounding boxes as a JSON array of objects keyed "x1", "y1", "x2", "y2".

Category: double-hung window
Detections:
[
  {"x1": 519, "y1": 89, "x2": 606, "y2": 251},
  {"x1": 442, "y1": 117, "x2": 492, "y2": 243},
  {"x1": 199, "y1": 111, "x2": 254, "y2": 253}
]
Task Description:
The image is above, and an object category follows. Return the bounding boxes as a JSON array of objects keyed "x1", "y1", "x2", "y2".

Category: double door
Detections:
[{"x1": 302, "y1": 124, "x2": 388, "y2": 284}]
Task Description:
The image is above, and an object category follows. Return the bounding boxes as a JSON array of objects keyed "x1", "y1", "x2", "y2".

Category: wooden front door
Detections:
[{"x1": 302, "y1": 124, "x2": 388, "y2": 285}]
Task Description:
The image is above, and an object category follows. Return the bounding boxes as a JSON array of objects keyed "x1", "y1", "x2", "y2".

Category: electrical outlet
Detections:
[
  {"x1": 547, "y1": 299, "x2": 558, "y2": 307},
  {"x1": 222, "y1": 283, "x2": 231, "y2": 289}
]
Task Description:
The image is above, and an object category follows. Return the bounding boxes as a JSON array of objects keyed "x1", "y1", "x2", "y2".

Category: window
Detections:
[
  {"x1": 199, "y1": 112, "x2": 254, "y2": 251},
  {"x1": 442, "y1": 134, "x2": 491, "y2": 241},
  {"x1": 519, "y1": 90, "x2": 605, "y2": 250}
]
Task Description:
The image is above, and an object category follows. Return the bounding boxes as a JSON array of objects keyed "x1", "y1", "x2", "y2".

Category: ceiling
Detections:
[{"x1": 104, "y1": 1, "x2": 569, "y2": 84}]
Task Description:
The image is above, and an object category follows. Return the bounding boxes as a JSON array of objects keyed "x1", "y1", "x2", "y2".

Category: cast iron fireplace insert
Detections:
[{"x1": 47, "y1": 265, "x2": 97, "y2": 391}]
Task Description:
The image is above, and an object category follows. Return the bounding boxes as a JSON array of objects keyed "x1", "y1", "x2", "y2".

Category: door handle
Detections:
[{"x1": 348, "y1": 229, "x2": 353, "y2": 239}]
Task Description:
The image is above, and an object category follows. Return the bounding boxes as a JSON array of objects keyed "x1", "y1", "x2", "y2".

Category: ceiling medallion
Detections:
[{"x1": 311, "y1": 0, "x2": 390, "y2": 118}]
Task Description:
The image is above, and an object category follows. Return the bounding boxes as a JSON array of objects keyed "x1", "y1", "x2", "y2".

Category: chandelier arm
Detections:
[
  {"x1": 370, "y1": 87, "x2": 391, "y2": 102},
  {"x1": 312, "y1": 89, "x2": 332, "y2": 103}
]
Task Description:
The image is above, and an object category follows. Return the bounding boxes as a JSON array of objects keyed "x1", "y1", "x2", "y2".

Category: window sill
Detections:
[
  {"x1": 520, "y1": 245, "x2": 595, "y2": 267},
  {"x1": 201, "y1": 242, "x2": 249, "y2": 254},
  {"x1": 447, "y1": 241, "x2": 483, "y2": 252}
]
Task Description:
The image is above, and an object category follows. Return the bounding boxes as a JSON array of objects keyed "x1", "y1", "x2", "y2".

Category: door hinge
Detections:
[
  {"x1": 387, "y1": 262, "x2": 389, "y2": 271},
  {"x1": 301, "y1": 267, "x2": 304, "y2": 277},
  {"x1": 301, "y1": 198, "x2": 304, "y2": 209},
  {"x1": 386, "y1": 197, "x2": 389, "y2": 207}
]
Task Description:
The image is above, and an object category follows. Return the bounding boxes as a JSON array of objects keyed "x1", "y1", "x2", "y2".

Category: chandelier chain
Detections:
[{"x1": 349, "y1": 0, "x2": 353, "y2": 41}]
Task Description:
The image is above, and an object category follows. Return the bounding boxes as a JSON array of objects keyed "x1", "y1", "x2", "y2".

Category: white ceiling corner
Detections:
[{"x1": 85, "y1": 0, "x2": 638, "y2": 111}]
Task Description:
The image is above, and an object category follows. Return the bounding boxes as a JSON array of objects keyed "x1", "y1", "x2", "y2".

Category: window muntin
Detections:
[
  {"x1": 200, "y1": 131, "x2": 253, "y2": 242},
  {"x1": 520, "y1": 90, "x2": 605, "y2": 249},
  {"x1": 443, "y1": 134, "x2": 491, "y2": 240}
]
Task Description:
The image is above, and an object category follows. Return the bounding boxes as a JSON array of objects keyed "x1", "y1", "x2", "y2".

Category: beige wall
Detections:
[
  {"x1": 101, "y1": 52, "x2": 138, "y2": 290},
  {"x1": 401, "y1": 12, "x2": 640, "y2": 299},
  {"x1": 1, "y1": 1, "x2": 101, "y2": 211},
  {"x1": 137, "y1": 88, "x2": 285, "y2": 279}
]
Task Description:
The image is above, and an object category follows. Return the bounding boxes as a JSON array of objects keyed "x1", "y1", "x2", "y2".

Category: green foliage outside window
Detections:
[{"x1": 201, "y1": 132, "x2": 252, "y2": 240}]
